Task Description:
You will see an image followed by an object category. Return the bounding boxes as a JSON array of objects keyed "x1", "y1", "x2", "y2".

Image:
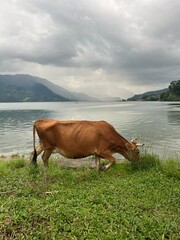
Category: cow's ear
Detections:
[{"x1": 125, "y1": 143, "x2": 132, "y2": 150}]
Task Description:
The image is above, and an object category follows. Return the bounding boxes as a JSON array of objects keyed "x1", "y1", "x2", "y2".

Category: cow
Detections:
[{"x1": 31, "y1": 119, "x2": 141, "y2": 171}]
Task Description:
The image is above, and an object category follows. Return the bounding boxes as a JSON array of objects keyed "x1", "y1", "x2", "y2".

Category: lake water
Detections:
[{"x1": 0, "y1": 101, "x2": 180, "y2": 159}]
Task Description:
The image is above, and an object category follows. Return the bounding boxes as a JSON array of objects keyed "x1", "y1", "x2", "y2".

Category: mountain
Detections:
[
  {"x1": 127, "y1": 89, "x2": 168, "y2": 101},
  {"x1": 27, "y1": 75, "x2": 99, "y2": 101},
  {"x1": 0, "y1": 74, "x2": 99, "y2": 102}
]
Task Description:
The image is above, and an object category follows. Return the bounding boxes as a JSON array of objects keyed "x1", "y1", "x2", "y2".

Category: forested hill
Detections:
[
  {"x1": 127, "y1": 89, "x2": 167, "y2": 101},
  {"x1": 0, "y1": 76, "x2": 69, "y2": 102},
  {"x1": 160, "y1": 80, "x2": 180, "y2": 101},
  {"x1": 128, "y1": 80, "x2": 180, "y2": 101},
  {"x1": 0, "y1": 74, "x2": 98, "y2": 102},
  {"x1": 0, "y1": 81, "x2": 69, "y2": 102}
]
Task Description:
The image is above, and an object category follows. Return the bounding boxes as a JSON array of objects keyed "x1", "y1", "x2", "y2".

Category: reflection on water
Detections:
[
  {"x1": 0, "y1": 102, "x2": 180, "y2": 158},
  {"x1": 168, "y1": 103, "x2": 180, "y2": 107},
  {"x1": 168, "y1": 111, "x2": 180, "y2": 125},
  {"x1": 167, "y1": 103, "x2": 180, "y2": 126}
]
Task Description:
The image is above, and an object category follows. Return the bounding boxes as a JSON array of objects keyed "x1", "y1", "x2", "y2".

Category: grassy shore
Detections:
[{"x1": 0, "y1": 154, "x2": 180, "y2": 239}]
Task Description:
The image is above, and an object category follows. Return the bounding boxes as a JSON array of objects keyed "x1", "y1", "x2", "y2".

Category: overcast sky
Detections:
[{"x1": 1, "y1": 0, "x2": 180, "y2": 98}]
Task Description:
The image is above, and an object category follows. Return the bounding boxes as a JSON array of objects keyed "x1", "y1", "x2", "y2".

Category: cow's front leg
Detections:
[{"x1": 95, "y1": 155, "x2": 100, "y2": 171}]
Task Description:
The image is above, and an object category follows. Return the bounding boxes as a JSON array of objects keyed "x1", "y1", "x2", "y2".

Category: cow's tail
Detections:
[{"x1": 31, "y1": 122, "x2": 37, "y2": 165}]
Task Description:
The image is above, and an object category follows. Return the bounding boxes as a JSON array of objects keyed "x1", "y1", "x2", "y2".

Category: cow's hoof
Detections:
[{"x1": 99, "y1": 165, "x2": 106, "y2": 171}]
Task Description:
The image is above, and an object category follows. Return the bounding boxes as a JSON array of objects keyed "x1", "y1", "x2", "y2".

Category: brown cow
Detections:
[{"x1": 31, "y1": 119, "x2": 141, "y2": 170}]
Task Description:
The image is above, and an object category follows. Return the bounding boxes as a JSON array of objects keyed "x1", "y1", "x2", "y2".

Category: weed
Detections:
[{"x1": 125, "y1": 153, "x2": 161, "y2": 173}]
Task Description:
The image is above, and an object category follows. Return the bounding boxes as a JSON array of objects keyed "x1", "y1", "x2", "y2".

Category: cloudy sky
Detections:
[{"x1": 1, "y1": 0, "x2": 180, "y2": 98}]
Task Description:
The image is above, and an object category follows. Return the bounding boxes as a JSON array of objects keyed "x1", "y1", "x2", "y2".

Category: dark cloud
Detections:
[{"x1": 0, "y1": 0, "x2": 180, "y2": 98}]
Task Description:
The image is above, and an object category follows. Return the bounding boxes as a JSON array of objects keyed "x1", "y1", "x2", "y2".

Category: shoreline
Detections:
[{"x1": 0, "y1": 153, "x2": 129, "y2": 168}]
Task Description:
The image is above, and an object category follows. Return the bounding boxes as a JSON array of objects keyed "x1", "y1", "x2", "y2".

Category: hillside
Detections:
[
  {"x1": 160, "y1": 80, "x2": 180, "y2": 101},
  {"x1": 127, "y1": 89, "x2": 167, "y2": 101},
  {"x1": 0, "y1": 74, "x2": 98, "y2": 102},
  {"x1": 128, "y1": 80, "x2": 180, "y2": 101}
]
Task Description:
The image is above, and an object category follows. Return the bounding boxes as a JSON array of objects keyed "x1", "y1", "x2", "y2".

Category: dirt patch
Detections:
[
  {"x1": 57, "y1": 157, "x2": 96, "y2": 169},
  {"x1": 55, "y1": 156, "x2": 129, "y2": 169}
]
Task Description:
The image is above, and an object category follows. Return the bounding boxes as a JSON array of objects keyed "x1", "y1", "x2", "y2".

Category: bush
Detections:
[{"x1": 129, "y1": 153, "x2": 161, "y2": 172}]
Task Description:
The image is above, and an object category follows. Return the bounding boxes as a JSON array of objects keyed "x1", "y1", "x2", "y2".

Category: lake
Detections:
[{"x1": 0, "y1": 101, "x2": 180, "y2": 159}]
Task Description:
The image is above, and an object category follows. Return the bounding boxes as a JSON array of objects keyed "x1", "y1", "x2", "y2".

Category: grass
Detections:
[{"x1": 0, "y1": 154, "x2": 180, "y2": 239}]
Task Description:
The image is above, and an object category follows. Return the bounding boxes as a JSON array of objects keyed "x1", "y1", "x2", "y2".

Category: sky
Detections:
[{"x1": 0, "y1": 0, "x2": 180, "y2": 99}]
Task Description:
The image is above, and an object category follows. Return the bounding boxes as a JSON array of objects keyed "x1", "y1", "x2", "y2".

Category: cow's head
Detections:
[{"x1": 124, "y1": 139, "x2": 143, "y2": 162}]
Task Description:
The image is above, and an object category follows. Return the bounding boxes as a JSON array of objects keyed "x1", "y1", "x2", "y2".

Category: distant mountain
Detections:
[
  {"x1": 0, "y1": 74, "x2": 99, "y2": 102},
  {"x1": 27, "y1": 75, "x2": 99, "y2": 101},
  {"x1": 101, "y1": 96, "x2": 122, "y2": 102},
  {"x1": 127, "y1": 89, "x2": 168, "y2": 101}
]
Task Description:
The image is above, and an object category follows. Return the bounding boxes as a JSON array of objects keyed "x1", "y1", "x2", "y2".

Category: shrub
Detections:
[{"x1": 129, "y1": 153, "x2": 161, "y2": 172}]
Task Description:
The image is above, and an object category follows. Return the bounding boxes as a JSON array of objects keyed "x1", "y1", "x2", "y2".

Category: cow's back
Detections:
[{"x1": 53, "y1": 120, "x2": 116, "y2": 149}]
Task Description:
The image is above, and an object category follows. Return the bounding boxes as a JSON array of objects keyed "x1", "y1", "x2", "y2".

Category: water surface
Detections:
[{"x1": 0, "y1": 102, "x2": 179, "y2": 159}]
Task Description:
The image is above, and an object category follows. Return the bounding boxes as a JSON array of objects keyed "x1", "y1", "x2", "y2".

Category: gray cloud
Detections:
[{"x1": 0, "y1": 0, "x2": 180, "y2": 98}]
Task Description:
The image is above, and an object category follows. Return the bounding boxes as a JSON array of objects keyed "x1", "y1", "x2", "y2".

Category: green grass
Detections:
[{"x1": 0, "y1": 155, "x2": 180, "y2": 239}]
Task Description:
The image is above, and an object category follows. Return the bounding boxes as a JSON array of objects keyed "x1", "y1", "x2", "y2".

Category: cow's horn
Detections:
[{"x1": 136, "y1": 143, "x2": 145, "y2": 147}]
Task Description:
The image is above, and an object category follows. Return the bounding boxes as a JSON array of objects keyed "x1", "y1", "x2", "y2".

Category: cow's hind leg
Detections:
[
  {"x1": 100, "y1": 152, "x2": 116, "y2": 171},
  {"x1": 42, "y1": 150, "x2": 52, "y2": 167}
]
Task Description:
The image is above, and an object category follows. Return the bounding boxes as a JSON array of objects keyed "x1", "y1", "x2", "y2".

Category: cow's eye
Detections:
[{"x1": 135, "y1": 148, "x2": 140, "y2": 154}]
